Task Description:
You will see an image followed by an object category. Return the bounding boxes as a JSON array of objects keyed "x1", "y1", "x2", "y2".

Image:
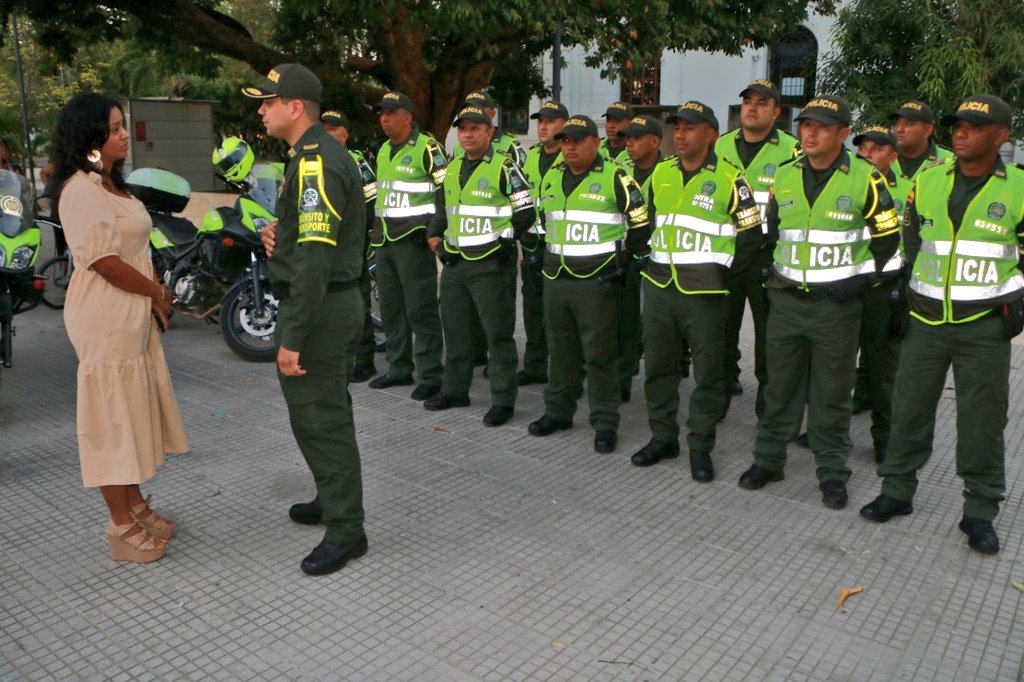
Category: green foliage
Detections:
[{"x1": 820, "y1": 0, "x2": 1024, "y2": 141}]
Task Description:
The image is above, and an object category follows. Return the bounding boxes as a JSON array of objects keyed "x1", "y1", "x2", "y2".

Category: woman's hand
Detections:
[{"x1": 151, "y1": 284, "x2": 171, "y2": 331}]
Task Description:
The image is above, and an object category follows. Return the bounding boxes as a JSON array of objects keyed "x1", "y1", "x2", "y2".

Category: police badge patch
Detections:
[
  {"x1": 836, "y1": 195, "x2": 853, "y2": 211},
  {"x1": 589, "y1": 182, "x2": 602, "y2": 193},
  {"x1": 401, "y1": 155, "x2": 413, "y2": 165},
  {"x1": 477, "y1": 178, "x2": 490, "y2": 190},
  {"x1": 988, "y1": 202, "x2": 1006, "y2": 220},
  {"x1": 701, "y1": 181, "x2": 716, "y2": 195},
  {"x1": 763, "y1": 163, "x2": 777, "y2": 177},
  {"x1": 302, "y1": 188, "x2": 320, "y2": 211}
]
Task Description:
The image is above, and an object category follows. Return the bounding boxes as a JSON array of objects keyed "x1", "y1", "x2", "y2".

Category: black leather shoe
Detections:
[
  {"x1": 368, "y1": 374, "x2": 414, "y2": 389},
  {"x1": 528, "y1": 415, "x2": 572, "y2": 436},
  {"x1": 690, "y1": 450, "x2": 714, "y2": 482},
  {"x1": 859, "y1": 494, "x2": 912, "y2": 522},
  {"x1": 517, "y1": 370, "x2": 547, "y2": 386},
  {"x1": 289, "y1": 501, "x2": 322, "y2": 525},
  {"x1": 594, "y1": 430, "x2": 617, "y2": 453},
  {"x1": 300, "y1": 535, "x2": 369, "y2": 575},
  {"x1": 729, "y1": 381, "x2": 743, "y2": 396},
  {"x1": 738, "y1": 464, "x2": 784, "y2": 490},
  {"x1": 959, "y1": 517, "x2": 1000, "y2": 554},
  {"x1": 819, "y1": 480, "x2": 848, "y2": 509},
  {"x1": 351, "y1": 363, "x2": 376, "y2": 383},
  {"x1": 482, "y1": 405, "x2": 514, "y2": 426},
  {"x1": 630, "y1": 440, "x2": 680, "y2": 467},
  {"x1": 410, "y1": 383, "x2": 440, "y2": 401},
  {"x1": 423, "y1": 393, "x2": 470, "y2": 411},
  {"x1": 874, "y1": 441, "x2": 888, "y2": 464},
  {"x1": 796, "y1": 432, "x2": 810, "y2": 449}
]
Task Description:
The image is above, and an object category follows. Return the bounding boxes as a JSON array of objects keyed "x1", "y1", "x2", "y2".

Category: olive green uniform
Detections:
[
  {"x1": 350, "y1": 148, "x2": 379, "y2": 371},
  {"x1": 599, "y1": 138, "x2": 630, "y2": 166},
  {"x1": 891, "y1": 142, "x2": 954, "y2": 183},
  {"x1": 519, "y1": 145, "x2": 563, "y2": 381},
  {"x1": 270, "y1": 124, "x2": 366, "y2": 545},
  {"x1": 643, "y1": 152, "x2": 762, "y2": 451},
  {"x1": 715, "y1": 128, "x2": 800, "y2": 417},
  {"x1": 432, "y1": 144, "x2": 535, "y2": 405},
  {"x1": 371, "y1": 129, "x2": 447, "y2": 385},
  {"x1": 539, "y1": 156, "x2": 650, "y2": 432},
  {"x1": 753, "y1": 151, "x2": 900, "y2": 483},
  {"x1": 879, "y1": 159, "x2": 1024, "y2": 520}
]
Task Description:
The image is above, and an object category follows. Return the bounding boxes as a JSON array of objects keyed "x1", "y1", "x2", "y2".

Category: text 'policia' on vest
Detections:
[{"x1": 371, "y1": 129, "x2": 447, "y2": 246}]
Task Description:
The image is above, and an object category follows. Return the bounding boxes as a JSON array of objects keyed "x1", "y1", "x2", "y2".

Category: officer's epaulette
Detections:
[
  {"x1": 301, "y1": 142, "x2": 319, "y2": 152},
  {"x1": 718, "y1": 155, "x2": 742, "y2": 172},
  {"x1": 656, "y1": 155, "x2": 678, "y2": 168},
  {"x1": 780, "y1": 153, "x2": 802, "y2": 168}
]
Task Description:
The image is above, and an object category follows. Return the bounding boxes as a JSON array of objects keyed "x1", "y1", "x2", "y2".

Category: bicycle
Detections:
[{"x1": 35, "y1": 217, "x2": 72, "y2": 309}]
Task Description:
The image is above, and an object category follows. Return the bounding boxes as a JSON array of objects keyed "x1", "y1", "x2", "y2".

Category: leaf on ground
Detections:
[
  {"x1": 1012, "y1": 581, "x2": 1024, "y2": 593},
  {"x1": 837, "y1": 586, "x2": 863, "y2": 609},
  {"x1": 432, "y1": 426, "x2": 450, "y2": 433}
]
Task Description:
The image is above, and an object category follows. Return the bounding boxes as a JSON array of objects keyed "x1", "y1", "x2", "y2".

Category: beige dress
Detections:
[{"x1": 60, "y1": 171, "x2": 189, "y2": 487}]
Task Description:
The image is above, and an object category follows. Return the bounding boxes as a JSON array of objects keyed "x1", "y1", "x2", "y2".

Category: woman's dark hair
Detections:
[{"x1": 49, "y1": 92, "x2": 129, "y2": 219}]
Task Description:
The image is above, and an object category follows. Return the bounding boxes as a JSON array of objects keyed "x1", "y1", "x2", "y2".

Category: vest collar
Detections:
[
  {"x1": 950, "y1": 156, "x2": 1007, "y2": 179},
  {"x1": 740, "y1": 128, "x2": 780, "y2": 146},
  {"x1": 676, "y1": 149, "x2": 719, "y2": 173},
  {"x1": 391, "y1": 127, "x2": 422, "y2": 148},
  {"x1": 565, "y1": 153, "x2": 606, "y2": 178},
  {"x1": 793, "y1": 149, "x2": 850, "y2": 173},
  {"x1": 463, "y1": 143, "x2": 495, "y2": 164}
]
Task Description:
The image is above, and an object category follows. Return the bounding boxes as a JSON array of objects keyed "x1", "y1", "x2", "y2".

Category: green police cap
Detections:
[
  {"x1": 320, "y1": 110, "x2": 349, "y2": 128},
  {"x1": 618, "y1": 115, "x2": 663, "y2": 139},
  {"x1": 666, "y1": 101, "x2": 719, "y2": 131},
  {"x1": 795, "y1": 95, "x2": 852, "y2": 126},
  {"x1": 452, "y1": 105, "x2": 492, "y2": 127},
  {"x1": 375, "y1": 91, "x2": 415, "y2": 113},
  {"x1": 530, "y1": 100, "x2": 569, "y2": 120},
  {"x1": 554, "y1": 115, "x2": 600, "y2": 140},
  {"x1": 242, "y1": 63, "x2": 322, "y2": 103},
  {"x1": 940, "y1": 94, "x2": 1013, "y2": 128},
  {"x1": 739, "y1": 79, "x2": 781, "y2": 102},
  {"x1": 887, "y1": 100, "x2": 934, "y2": 125},
  {"x1": 852, "y1": 125, "x2": 897, "y2": 148},
  {"x1": 602, "y1": 101, "x2": 634, "y2": 120},
  {"x1": 464, "y1": 91, "x2": 497, "y2": 109}
]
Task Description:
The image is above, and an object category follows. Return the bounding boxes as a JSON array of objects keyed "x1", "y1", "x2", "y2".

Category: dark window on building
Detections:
[
  {"x1": 620, "y1": 58, "x2": 661, "y2": 106},
  {"x1": 768, "y1": 27, "x2": 818, "y2": 107},
  {"x1": 500, "y1": 108, "x2": 529, "y2": 136}
]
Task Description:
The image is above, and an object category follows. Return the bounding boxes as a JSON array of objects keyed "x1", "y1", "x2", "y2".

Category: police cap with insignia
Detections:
[
  {"x1": 242, "y1": 63, "x2": 322, "y2": 103},
  {"x1": 464, "y1": 91, "x2": 497, "y2": 110},
  {"x1": 602, "y1": 102, "x2": 634, "y2": 120},
  {"x1": 554, "y1": 116, "x2": 600, "y2": 140},
  {"x1": 452, "y1": 105, "x2": 492, "y2": 127},
  {"x1": 853, "y1": 125, "x2": 897, "y2": 148},
  {"x1": 888, "y1": 100, "x2": 934, "y2": 125},
  {"x1": 666, "y1": 101, "x2": 719, "y2": 131},
  {"x1": 739, "y1": 79, "x2": 781, "y2": 103},
  {"x1": 940, "y1": 94, "x2": 1013, "y2": 128},
  {"x1": 530, "y1": 100, "x2": 569, "y2": 121},
  {"x1": 375, "y1": 91, "x2": 415, "y2": 113},
  {"x1": 321, "y1": 110, "x2": 349, "y2": 128},
  {"x1": 795, "y1": 95, "x2": 852, "y2": 126},
  {"x1": 618, "y1": 115, "x2": 663, "y2": 139}
]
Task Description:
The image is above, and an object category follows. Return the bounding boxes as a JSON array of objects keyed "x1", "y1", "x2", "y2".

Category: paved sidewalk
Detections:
[{"x1": 1, "y1": 302, "x2": 1022, "y2": 681}]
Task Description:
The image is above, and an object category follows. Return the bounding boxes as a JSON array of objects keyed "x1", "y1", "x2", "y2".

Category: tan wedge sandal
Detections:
[
  {"x1": 105, "y1": 521, "x2": 166, "y2": 563},
  {"x1": 130, "y1": 495, "x2": 175, "y2": 540}
]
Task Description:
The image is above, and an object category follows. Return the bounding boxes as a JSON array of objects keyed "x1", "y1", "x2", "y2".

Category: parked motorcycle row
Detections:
[{"x1": 1, "y1": 141, "x2": 381, "y2": 394}]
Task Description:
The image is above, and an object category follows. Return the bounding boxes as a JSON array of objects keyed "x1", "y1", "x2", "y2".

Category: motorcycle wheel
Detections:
[
  {"x1": 220, "y1": 279, "x2": 277, "y2": 363},
  {"x1": 38, "y1": 255, "x2": 72, "y2": 309}
]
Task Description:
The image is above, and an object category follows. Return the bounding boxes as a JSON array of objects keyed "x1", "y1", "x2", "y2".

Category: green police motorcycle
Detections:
[{"x1": 0, "y1": 169, "x2": 44, "y2": 390}]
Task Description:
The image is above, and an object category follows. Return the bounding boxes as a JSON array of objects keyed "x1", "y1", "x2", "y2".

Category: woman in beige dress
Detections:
[{"x1": 50, "y1": 93, "x2": 189, "y2": 563}]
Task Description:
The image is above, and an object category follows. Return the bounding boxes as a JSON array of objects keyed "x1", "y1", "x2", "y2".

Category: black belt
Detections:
[
  {"x1": 777, "y1": 285, "x2": 832, "y2": 301},
  {"x1": 273, "y1": 279, "x2": 359, "y2": 301}
]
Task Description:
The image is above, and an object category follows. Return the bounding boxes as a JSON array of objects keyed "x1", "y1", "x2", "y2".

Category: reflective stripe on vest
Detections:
[
  {"x1": 650, "y1": 251, "x2": 732, "y2": 266},
  {"x1": 442, "y1": 150, "x2": 516, "y2": 255},
  {"x1": 657, "y1": 213, "x2": 737, "y2": 238},
  {"x1": 540, "y1": 162, "x2": 625, "y2": 273}
]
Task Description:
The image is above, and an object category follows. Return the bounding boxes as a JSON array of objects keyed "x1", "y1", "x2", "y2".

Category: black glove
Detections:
[{"x1": 828, "y1": 275, "x2": 868, "y2": 303}]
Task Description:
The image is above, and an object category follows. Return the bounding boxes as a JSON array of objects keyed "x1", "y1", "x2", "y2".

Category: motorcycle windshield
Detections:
[
  {"x1": 249, "y1": 163, "x2": 282, "y2": 215},
  {"x1": 0, "y1": 169, "x2": 30, "y2": 238}
]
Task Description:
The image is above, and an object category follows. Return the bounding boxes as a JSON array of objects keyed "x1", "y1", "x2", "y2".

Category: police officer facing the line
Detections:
[
  {"x1": 600, "y1": 101, "x2": 634, "y2": 165},
  {"x1": 861, "y1": 94, "x2": 1024, "y2": 555},
  {"x1": 616, "y1": 115, "x2": 665, "y2": 401},
  {"x1": 528, "y1": 115, "x2": 651, "y2": 453},
  {"x1": 631, "y1": 102, "x2": 762, "y2": 480},
  {"x1": 519, "y1": 101, "x2": 570, "y2": 386},
  {"x1": 738, "y1": 95, "x2": 901, "y2": 510},
  {"x1": 454, "y1": 90, "x2": 527, "y2": 167},
  {"x1": 245, "y1": 64, "x2": 368, "y2": 575},
  {"x1": 715, "y1": 80, "x2": 800, "y2": 417},
  {"x1": 368, "y1": 92, "x2": 448, "y2": 401},
  {"x1": 889, "y1": 100, "x2": 954, "y2": 181},
  {"x1": 321, "y1": 109, "x2": 380, "y2": 383},
  {"x1": 423, "y1": 105, "x2": 535, "y2": 425},
  {"x1": 850, "y1": 125, "x2": 913, "y2": 463}
]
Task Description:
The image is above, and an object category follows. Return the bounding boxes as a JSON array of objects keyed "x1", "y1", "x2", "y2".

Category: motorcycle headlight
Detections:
[{"x1": 10, "y1": 245, "x2": 34, "y2": 270}]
